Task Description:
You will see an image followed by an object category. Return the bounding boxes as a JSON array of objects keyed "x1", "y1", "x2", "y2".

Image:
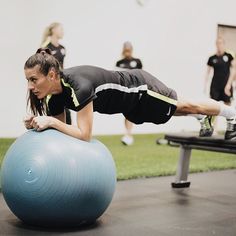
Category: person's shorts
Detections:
[
  {"x1": 123, "y1": 70, "x2": 178, "y2": 125},
  {"x1": 210, "y1": 86, "x2": 233, "y2": 103}
]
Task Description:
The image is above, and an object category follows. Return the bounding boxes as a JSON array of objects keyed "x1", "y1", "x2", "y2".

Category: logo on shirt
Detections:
[
  {"x1": 51, "y1": 50, "x2": 57, "y2": 55},
  {"x1": 223, "y1": 55, "x2": 229, "y2": 62},
  {"x1": 212, "y1": 59, "x2": 218, "y2": 64},
  {"x1": 130, "y1": 60, "x2": 138, "y2": 68},
  {"x1": 61, "y1": 48, "x2": 66, "y2": 55},
  {"x1": 119, "y1": 63, "x2": 125, "y2": 68}
]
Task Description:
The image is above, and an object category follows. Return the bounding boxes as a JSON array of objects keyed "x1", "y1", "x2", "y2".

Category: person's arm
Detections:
[
  {"x1": 30, "y1": 102, "x2": 94, "y2": 141},
  {"x1": 225, "y1": 59, "x2": 236, "y2": 96},
  {"x1": 204, "y1": 66, "x2": 212, "y2": 94}
]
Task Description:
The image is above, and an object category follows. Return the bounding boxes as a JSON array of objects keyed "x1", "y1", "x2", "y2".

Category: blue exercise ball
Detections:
[{"x1": 0, "y1": 129, "x2": 116, "y2": 227}]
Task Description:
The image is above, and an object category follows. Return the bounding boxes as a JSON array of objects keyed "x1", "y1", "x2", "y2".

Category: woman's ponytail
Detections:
[{"x1": 41, "y1": 26, "x2": 51, "y2": 48}]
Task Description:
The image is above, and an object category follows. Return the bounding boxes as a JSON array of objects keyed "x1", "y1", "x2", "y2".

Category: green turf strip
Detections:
[{"x1": 0, "y1": 134, "x2": 236, "y2": 181}]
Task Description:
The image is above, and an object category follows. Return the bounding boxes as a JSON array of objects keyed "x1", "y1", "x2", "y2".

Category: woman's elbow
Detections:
[{"x1": 79, "y1": 132, "x2": 92, "y2": 142}]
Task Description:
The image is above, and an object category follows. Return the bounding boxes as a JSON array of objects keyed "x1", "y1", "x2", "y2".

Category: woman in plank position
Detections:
[{"x1": 24, "y1": 49, "x2": 236, "y2": 141}]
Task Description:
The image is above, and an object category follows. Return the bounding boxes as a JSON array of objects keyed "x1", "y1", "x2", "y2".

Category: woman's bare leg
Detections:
[
  {"x1": 174, "y1": 98, "x2": 220, "y2": 116},
  {"x1": 121, "y1": 119, "x2": 134, "y2": 145},
  {"x1": 125, "y1": 119, "x2": 133, "y2": 136}
]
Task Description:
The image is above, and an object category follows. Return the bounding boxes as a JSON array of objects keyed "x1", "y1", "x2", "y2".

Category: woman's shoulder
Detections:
[
  {"x1": 62, "y1": 65, "x2": 111, "y2": 86},
  {"x1": 44, "y1": 42, "x2": 65, "y2": 50}
]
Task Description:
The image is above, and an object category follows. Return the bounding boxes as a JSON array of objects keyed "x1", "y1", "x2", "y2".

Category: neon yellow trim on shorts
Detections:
[
  {"x1": 147, "y1": 89, "x2": 177, "y2": 106},
  {"x1": 61, "y1": 79, "x2": 80, "y2": 107}
]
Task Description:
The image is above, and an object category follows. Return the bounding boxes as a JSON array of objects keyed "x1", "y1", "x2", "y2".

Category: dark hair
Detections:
[{"x1": 24, "y1": 48, "x2": 62, "y2": 115}]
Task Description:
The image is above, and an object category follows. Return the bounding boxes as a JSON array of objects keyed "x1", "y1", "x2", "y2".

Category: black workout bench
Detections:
[{"x1": 164, "y1": 133, "x2": 236, "y2": 188}]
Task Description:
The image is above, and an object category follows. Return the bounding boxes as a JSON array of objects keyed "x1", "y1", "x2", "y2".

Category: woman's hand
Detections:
[
  {"x1": 224, "y1": 83, "x2": 231, "y2": 96},
  {"x1": 30, "y1": 116, "x2": 55, "y2": 131},
  {"x1": 23, "y1": 114, "x2": 35, "y2": 129},
  {"x1": 49, "y1": 103, "x2": 93, "y2": 141},
  {"x1": 24, "y1": 102, "x2": 93, "y2": 141}
]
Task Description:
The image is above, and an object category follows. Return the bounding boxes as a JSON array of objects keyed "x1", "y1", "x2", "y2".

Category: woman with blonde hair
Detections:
[
  {"x1": 41, "y1": 22, "x2": 71, "y2": 124},
  {"x1": 41, "y1": 22, "x2": 66, "y2": 68},
  {"x1": 116, "y1": 41, "x2": 143, "y2": 145}
]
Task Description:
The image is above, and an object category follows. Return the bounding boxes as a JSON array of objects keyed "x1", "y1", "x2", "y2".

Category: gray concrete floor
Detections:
[{"x1": 1, "y1": 170, "x2": 236, "y2": 236}]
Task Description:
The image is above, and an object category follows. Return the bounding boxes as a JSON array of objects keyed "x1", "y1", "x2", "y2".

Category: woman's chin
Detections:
[{"x1": 36, "y1": 94, "x2": 45, "y2": 99}]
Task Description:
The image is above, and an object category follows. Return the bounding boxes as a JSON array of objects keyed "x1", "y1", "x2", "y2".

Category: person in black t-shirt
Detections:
[
  {"x1": 41, "y1": 22, "x2": 71, "y2": 124},
  {"x1": 116, "y1": 42, "x2": 142, "y2": 70},
  {"x1": 205, "y1": 37, "x2": 235, "y2": 104},
  {"x1": 204, "y1": 37, "x2": 235, "y2": 134},
  {"x1": 23, "y1": 49, "x2": 236, "y2": 142},
  {"x1": 115, "y1": 42, "x2": 143, "y2": 145}
]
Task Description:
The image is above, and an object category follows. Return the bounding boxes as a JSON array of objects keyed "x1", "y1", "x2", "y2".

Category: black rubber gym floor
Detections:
[{"x1": 1, "y1": 169, "x2": 236, "y2": 236}]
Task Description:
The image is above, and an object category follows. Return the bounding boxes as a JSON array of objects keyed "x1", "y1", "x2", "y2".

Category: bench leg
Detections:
[{"x1": 172, "y1": 145, "x2": 191, "y2": 188}]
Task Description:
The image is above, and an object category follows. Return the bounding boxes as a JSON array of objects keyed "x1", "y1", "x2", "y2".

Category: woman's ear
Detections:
[{"x1": 48, "y1": 68, "x2": 56, "y2": 81}]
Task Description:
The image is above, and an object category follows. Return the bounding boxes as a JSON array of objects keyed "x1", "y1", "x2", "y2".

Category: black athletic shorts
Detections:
[
  {"x1": 210, "y1": 86, "x2": 233, "y2": 103},
  {"x1": 123, "y1": 71, "x2": 178, "y2": 125}
]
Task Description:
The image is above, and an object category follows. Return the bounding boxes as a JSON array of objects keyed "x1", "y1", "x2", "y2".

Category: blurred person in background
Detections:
[
  {"x1": 41, "y1": 22, "x2": 71, "y2": 124},
  {"x1": 115, "y1": 41, "x2": 143, "y2": 145},
  {"x1": 204, "y1": 37, "x2": 235, "y2": 135}
]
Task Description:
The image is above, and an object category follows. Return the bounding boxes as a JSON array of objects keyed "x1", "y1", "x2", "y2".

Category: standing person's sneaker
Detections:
[
  {"x1": 225, "y1": 117, "x2": 236, "y2": 140},
  {"x1": 121, "y1": 135, "x2": 134, "y2": 146},
  {"x1": 199, "y1": 116, "x2": 214, "y2": 137}
]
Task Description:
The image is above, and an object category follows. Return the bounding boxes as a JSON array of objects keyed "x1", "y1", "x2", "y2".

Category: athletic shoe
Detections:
[
  {"x1": 212, "y1": 130, "x2": 219, "y2": 136},
  {"x1": 121, "y1": 135, "x2": 134, "y2": 146},
  {"x1": 199, "y1": 116, "x2": 214, "y2": 137},
  {"x1": 225, "y1": 117, "x2": 236, "y2": 140},
  {"x1": 156, "y1": 138, "x2": 168, "y2": 145}
]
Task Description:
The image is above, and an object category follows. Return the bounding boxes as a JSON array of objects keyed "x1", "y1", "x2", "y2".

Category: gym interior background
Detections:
[{"x1": 1, "y1": 0, "x2": 236, "y2": 137}]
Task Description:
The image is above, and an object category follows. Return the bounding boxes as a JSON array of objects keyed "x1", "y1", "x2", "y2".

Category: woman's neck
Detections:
[
  {"x1": 51, "y1": 78, "x2": 63, "y2": 94},
  {"x1": 50, "y1": 36, "x2": 60, "y2": 47},
  {"x1": 216, "y1": 50, "x2": 225, "y2": 56}
]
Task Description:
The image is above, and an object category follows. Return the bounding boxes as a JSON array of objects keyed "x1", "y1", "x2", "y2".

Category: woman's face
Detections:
[
  {"x1": 216, "y1": 38, "x2": 225, "y2": 54},
  {"x1": 52, "y1": 24, "x2": 64, "y2": 39},
  {"x1": 25, "y1": 66, "x2": 53, "y2": 99},
  {"x1": 123, "y1": 47, "x2": 133, "y2": 59}
]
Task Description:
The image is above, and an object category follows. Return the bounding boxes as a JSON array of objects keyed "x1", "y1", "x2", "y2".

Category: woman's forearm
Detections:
[
  {"x1": 226, "y1": 67, "x2": 235, "y2": 87},
  {"x1": 227, "y1": 60, "x2": 236, "y2": 86},
  {"x1": 51, "y1": 118, "x2": 91, "y2": 141}
]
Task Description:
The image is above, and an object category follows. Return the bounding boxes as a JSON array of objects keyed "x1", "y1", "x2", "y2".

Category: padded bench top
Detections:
[{"x1": 165, "y1": 133, "x2": 236, "y2": 154}]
